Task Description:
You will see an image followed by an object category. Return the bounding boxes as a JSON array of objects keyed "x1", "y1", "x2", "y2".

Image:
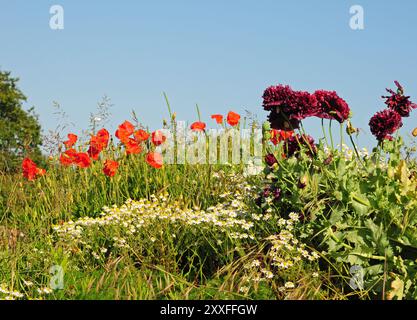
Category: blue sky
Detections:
[{"x1": 1, "y1": 0, "x2": 417, "y2": 149}]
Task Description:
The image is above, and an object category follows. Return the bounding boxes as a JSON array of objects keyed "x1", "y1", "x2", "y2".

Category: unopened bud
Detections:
[
  {"x1": 298, "y1": 175, "x2": 308, "y2": 189},
  {"x1": 346, "y1": 120, "x2": 357, "y2": 135}
]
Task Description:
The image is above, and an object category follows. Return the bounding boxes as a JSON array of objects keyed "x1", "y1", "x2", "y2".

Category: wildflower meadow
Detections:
[{"x1": 2, "y1": 78, "x2": 417, "y2": 301}]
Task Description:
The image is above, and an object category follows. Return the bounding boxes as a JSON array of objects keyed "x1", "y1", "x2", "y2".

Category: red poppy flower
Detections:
[
  {"x1": 22, "y1": 158, "x2": 46, "y2": 181},
  {"x1": 74, "y1": 153, "x2": 91, "y2": 168},
  {"x1": 151, "y1": 130, "x2": 166, "y2": 146},
  {"x1": 211, "y1": 114, "x2": 223, "y2": 124},
  {"x1": 115, "y1": 121, "x2": 135, "y2": 143},
  {"x1": 60, "y1": 148, "x2": 78, "y2": 166},
  {"x1": 190, "y1": 121, "x2": 206, "y2": 131},
  {"x1": 270, "y1": 129, "x2": 294, "y2": 145},
  {"x1": 125, "y1": 138, "x2": 142, "y2": 155},
  {"x1": 226, "y1": 111, "x2": 240, "y2": 126},
  {"x1": 134, "y1": 129, "x2": 150, "y2": 142},
  {"x1": 63, "y1": 133, "x2": 78, "y2": 148},
  {"x1": 146, "y1": 152, "x2": 163, "y2": 169},
  {"x1": 88, "y1": 128, "x2": 110, "y2": 160},
  {"x1": 87, "y1": 144, "x2": 102, "y2": 161},
  {"x1": 96, "y1": 128, "x2": 110, "y2": 149},
  {"x1": 103, "y1": 160, "x2": 119, "y2": 177}
]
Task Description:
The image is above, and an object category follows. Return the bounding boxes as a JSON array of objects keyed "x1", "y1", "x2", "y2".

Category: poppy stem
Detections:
[
  {"x1": 348, "y1": 130, "x2": 366, "y2": 168},
  {"x1": 163, "y1": 92, "x2": 172, "y2": 119},
  {"x1": 321, "y1": 119, "x2": 329, "y2": 147},
  {"x1": 195, "y1": 104, "x2": 202, "y2": 122},
  {"x1": 329, "y1": 120, "x2": 334, "y2": 150}
]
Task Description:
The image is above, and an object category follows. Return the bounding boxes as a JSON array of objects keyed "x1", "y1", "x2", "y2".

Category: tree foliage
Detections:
[{"x1": 0, "y1": 70, "x2": 43, "y2": 172}]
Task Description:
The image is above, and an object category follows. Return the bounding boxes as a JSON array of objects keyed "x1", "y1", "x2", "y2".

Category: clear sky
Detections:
[{"x1": 1, "y1": 0, "x2": 417, "y2": 149}]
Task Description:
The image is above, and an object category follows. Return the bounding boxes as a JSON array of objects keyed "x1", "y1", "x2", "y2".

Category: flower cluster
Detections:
[
  {"x1": 238, "y1": 213, "x2": 319, "y2": 295},
  {"x1": 22, "y1": 158, "x2": 46, "y2": 181},
  {"x1": 0, "y1": 283, "x2": 52, "y2": 300},
  {"x1": 369, "y1": 82, "x2": 416, "y2": 141},
  {"x1": 262, "y1": 84, "x2": 350, "y2": 130},
  {"x1": 21, "y1": 119, "x2": 169, "y2": 180},
  {"x1": 270, "y1": 129, "x2": 294, "y2": 145},
  {"x1": 323, "y1": 144, "x2": 369, "y2": 161},
  {"x1": 53, "y1": 192, "x2": 256, "y2": 252},
  {"x1": 190, "y1": 111, "x2": 241, "y2": 132},
  {"x1": 88, "y1": 129, "x2": 110, "y2": 160}
]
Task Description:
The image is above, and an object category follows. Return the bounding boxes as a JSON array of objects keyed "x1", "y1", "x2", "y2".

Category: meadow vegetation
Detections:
[{"x1": 1, "y1": 79, "x2": 417, "y2": 300}]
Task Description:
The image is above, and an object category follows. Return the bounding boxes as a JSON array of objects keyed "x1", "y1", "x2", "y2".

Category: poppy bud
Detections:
[
  {"x1": 262, "y1": 121, "x2": 271, "y2": 132},
  {"x1": 298, "y1": 175, "x2": 308, "y2": 189},
  {"x1": 412, "y1": 127, "x2": 417, "y2": 137},
  {"x1": 346, "y1": 120, "x2": 357, "y2": 135}
]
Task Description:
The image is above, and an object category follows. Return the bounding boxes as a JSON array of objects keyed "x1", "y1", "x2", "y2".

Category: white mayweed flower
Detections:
[
  {"x1": 243, "y1": 162, "x2": 264, "y2": 177},
  {"x1": 10, "y1": 291, "x2": 24, "y2": 298},
  {"x1": 251, "y1": 260, "x2": 261, "y2": 267},
  {"x1": 239, "y1": 286, "x2": 250, "y2": 294},
  {"x1": 284, "y1": 282, "x2": 295, "y2": 289},
  {"x1": 23, "y1": 280, "x2": 34, "y2": 287}
]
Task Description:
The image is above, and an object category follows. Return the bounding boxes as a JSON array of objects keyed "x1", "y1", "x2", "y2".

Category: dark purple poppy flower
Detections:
[
  {"x1": 265, "y1": 153, "x2": 278, "y2": 167},
  {"x1": 263, "y1": 187, "x2": 271, "y2": 198},
  {"x1": 313, "y1": 90, "x2": 350, "y2": 123},
  {"x1": 382, "y1": 81, "x2": 417, "y2": 117},
  {"x1": 284, "y1": 134, "x2": 317, "y2": 157},
  {"x1": 263, "y1": 85, "x2": 318, "y2": 130},
  {"x1": 273, "y1": 188, "x2": 282, "y2": 201},
  {"x1": 369, "y1": 108, "x2": 403, "y2": 141}
]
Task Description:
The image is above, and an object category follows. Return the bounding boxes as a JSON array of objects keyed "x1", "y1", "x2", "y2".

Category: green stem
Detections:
[
  {"x1": 163, "y1": 92, "x2": 172, "y2": 119},
  {"x1": 321, "y1": 119, "x2": 329, "y2": 147},
  {"x1": 329, "y1": 120, "x2": 334, "y2": 151},
  {"x1": 195, "y1": 103, "x2": 202, "y2": 122},
  {"x1": 348, "y1": 130, "x2": 365, "y2": 168}
]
